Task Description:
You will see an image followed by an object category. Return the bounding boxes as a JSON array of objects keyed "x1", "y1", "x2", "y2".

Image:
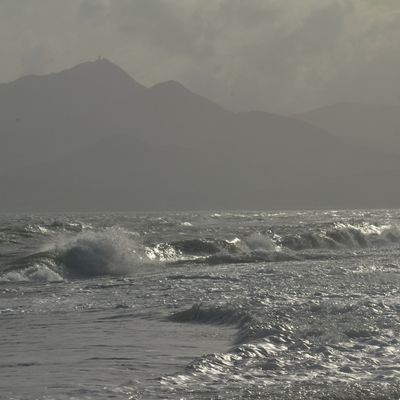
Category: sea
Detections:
[{"x1": 1, "y1": 209, "x2": 400, "y2": 399}]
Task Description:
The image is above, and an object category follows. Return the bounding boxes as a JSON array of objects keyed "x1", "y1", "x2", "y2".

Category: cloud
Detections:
[{"x1": 0, "y1": 0, "x2": 400, "y2": 113}]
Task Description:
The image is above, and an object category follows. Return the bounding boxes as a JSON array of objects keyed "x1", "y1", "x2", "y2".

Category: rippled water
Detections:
[{"x1": 1, "y1": 210, "x2": 400, "y2": 399}]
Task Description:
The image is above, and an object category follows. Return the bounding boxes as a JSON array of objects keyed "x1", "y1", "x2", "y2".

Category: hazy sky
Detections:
[{"x1": 1, "y1": 0, "x2": 400, "y2": 114}]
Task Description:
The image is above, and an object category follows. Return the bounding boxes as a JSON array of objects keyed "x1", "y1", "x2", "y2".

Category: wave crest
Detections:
[
  {"x1": 1, "y1": 228, "x2": 169, "y2": 282},
  {"x1": 57, "y1": 230, "x2": 145, "y2": 278},
  {"x1": 168, "y1": 223, "x2": 400, "y2": 266},
  {"x1": 169, "y1": 303, "x2": 252, "y2": 327},
  {"x1": 280, "y1": 223, "x2": 400, "y2": 251}
]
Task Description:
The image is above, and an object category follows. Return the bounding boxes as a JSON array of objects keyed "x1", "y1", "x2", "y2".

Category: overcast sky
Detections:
[{"x1": 1, "y1": 0, "x2": 400, "y2": 114}]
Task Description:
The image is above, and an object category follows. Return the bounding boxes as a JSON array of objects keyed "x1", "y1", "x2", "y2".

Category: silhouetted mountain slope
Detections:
[
  {"x1": 0, "y1": 59, "x2": 145, "y2": 171},
  {"x1": 297, "y1": 102, "x2": 400, "y2": 155},
  {"x1": 1, "y1": 60, "x2": 399, "y2": 210}
]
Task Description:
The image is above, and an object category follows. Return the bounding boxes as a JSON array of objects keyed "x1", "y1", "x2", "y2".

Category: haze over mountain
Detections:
[
  {"x1": 1, "y1": 59, "x2": 399, "y2": 211},
  {"x1": 298, "y1": 102, "x2": 400, "y2": 155}
]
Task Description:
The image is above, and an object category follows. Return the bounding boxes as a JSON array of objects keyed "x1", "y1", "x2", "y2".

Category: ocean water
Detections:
[{"x1": 1, "y1": 210, "x2": 400, "y2": 399}]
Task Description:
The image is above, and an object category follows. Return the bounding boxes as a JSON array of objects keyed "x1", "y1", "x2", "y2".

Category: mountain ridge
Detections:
[{"x1": 1, "y1": 59, "x2": 399, "y2": 211}]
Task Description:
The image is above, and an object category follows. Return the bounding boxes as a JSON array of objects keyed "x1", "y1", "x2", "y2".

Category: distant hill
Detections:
[
  {"x1": 1, "y1": 59, "x2": 400, "y2": 211},
  {"x1": 297, "y1": 102, "x2": 400, "y2": 155},
  {"x1": 0, "y1": 58, "x2": 146, "y2": 172}
]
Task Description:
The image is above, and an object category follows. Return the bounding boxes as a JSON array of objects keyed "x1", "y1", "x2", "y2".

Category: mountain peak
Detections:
[
  {"x1": 6, "y1": 58, "x2": 146, "y2": 95},
  {"x1": 59, "y1": 58, "x2": 145, "y2": 90},
  {"x1": 72, "y1": 57, "x2": 125, "y2": 72}
]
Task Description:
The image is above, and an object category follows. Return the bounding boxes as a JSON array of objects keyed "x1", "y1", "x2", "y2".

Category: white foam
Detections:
[{"x1": 0, "y1": 264, "x2": 63, "y2": 282}]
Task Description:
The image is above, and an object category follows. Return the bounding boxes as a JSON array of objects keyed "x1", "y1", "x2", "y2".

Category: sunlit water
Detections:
[{"x1": 1, "y1": 210, "x2": 400, "y2": 399}]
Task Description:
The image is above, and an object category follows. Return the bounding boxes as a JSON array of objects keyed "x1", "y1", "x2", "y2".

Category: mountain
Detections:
[
  {"x1": 297, "y1": 102, "x2": 400, "y2": 155},
  {"x1": 1, "y1": 59, "x2": 400, "y2": 211},
  {"x1": 0, "y1": 58, "x2": 146, "y2": 172}
]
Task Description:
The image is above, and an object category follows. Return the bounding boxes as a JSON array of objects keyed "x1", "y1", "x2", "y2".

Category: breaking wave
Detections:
[
  {"x1": 280, "y1": 222, "x2": 400, "y2": 251},
  {"x1": 0, "y1": 228, "x2": 179, "y2": 282},
  {"x1": 56, "y1": 230, "x2": 149, "y2": 278},
  {"x1": 167, "y1": 223, "x2": 400, "y2": 265},
  {"x1": 2, "y1": 221, "x2": 399, "y2": 281}
]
